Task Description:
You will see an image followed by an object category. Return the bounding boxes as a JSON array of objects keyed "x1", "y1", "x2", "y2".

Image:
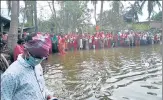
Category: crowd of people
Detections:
[
  {"x1": 21, "y1": 31, "x2": 162, "y2": 55},
  {"x1": 0, "y1": 31, "x2": 162, "y2": 61}
]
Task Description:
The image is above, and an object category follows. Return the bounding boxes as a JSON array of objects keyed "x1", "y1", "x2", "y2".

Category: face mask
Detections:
[{"x1": 25, "y1": 56, "x2": 44, "y2": 67}]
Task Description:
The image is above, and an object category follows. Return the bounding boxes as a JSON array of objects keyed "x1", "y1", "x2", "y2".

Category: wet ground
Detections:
[{"x1": 44, "y1": 44, "x2": 162, "y2": 100}]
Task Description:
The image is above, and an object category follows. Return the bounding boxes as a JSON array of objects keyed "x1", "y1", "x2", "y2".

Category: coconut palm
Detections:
[
  {"x1": 125, "y1": 1, "x2": 143, "y2": 22},
  {"x1": 139, "y1": 0, "x2": 162, "y2": 20}
]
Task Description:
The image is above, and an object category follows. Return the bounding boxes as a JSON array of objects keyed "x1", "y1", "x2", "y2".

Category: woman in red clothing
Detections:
[
  {"x1": 13, "y1": 39, "x2": 25, "y2": 61},
  {"x1": 120, "y1": 33, "x2": 125, "y2": 46},
  {"x1": 108, "y1": 33, "x2": 112, "y2": 48},
  {"x1": 58, "y1": 35, "x2": 66, "y2": 55}
]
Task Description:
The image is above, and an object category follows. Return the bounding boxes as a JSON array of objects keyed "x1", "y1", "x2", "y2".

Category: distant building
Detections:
[{"x1": 0, "y1": 15, "x2": 35, "y2": 33}]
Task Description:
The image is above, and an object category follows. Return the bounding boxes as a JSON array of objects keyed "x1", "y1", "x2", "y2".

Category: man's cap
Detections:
[{"x1": 24, "y1": 39, "x2": 50, "y2": 58}]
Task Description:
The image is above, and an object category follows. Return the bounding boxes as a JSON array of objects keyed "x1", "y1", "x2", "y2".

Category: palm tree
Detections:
[
  {"x1": 91, "y1": 1, "x2": 98, "y2": 26},
  {"x1": 125, "y1": 1, "x2": 143, "y2": 22},
  {"x1": 151, "y1": 11, "x2": 162, "y2": 21},
  {"x1": 140, "y1": 0, "x2": 161, "y2": 20},
  {"x1": 7, "y1": 1, "x2": 19, "y2": 52}
]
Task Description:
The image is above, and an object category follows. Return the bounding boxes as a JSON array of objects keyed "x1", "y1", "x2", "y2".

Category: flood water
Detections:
[{"x1": 44, "y1": 44, "x2": 162, "y2": 100}]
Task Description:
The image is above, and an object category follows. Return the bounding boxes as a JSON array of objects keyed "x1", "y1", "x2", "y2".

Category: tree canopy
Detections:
[{"x1": 151, "y1": 11, "x2": 162, "y2": 21}]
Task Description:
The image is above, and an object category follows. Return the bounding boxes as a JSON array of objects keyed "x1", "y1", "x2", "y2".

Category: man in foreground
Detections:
[{"x1": 1, "y1": 39, "x2": 57, "y2": 100}]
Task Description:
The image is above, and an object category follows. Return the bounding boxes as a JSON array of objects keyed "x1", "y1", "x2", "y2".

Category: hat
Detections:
[{"x1": 24, "y1": 39, "x2": 49, "y2": 58}]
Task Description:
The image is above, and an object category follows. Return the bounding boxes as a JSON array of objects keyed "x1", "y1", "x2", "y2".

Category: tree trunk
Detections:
[
  {"x1": 52, "y1": 1, "x2": 60, "y2": 33},
  {"x1": 21, "y1": 9, "x2": 26, "y2": 36},
  {"x1": 161, "y1": 0, "x2": 163, "y2": 56},
  {"x1": 34, "y1": 1, "x2": 38, "y2": 33},
  {"x1": 94, "y1": 4, "x2": 97, "y2": 26},
  {"x1": 25, "y1": 1, "x2": 34, "y2": 26},
  {"x1": 17, "y1": 1, "x2": 20, "y2": 17},
  {"x1": 7, "y1": 1, "x2": 18, "y2": 52},
  {"x1": 100, "y1": 0, "x2": 103, "y2": 29},
  {"x1": 48, "y1": 1, "x2": 60, "y2": 33}
]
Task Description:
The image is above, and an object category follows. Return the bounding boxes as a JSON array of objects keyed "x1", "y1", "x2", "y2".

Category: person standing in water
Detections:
[
  {"x1": 1, "y1": 39, "x2": 57, "y2": 100},
  {"x1": 52, "y1": 34, "x2": 58, "y2": 53}
]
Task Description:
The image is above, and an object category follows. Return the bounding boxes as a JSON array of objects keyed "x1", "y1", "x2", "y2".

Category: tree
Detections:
[
  {"x1": 100, "y1": 0, "x2": 104, "y2": 28},
  {"x1": 25, "y1": 1, "x2": 34, "y2": 26},
  {"x1": 47, "y1": 1, "x2": 60, "y2": 33},
  {"x1": 38, "y1": 1, "x2": 92, "y2": 33},
  {"x1": 111, "y1": 1, "x2": 124, "y2": 17},
  {"x1": 7, "y1": 1, "x2": 19, "y2": 52},
  {"x1": 19, "y1": 6, "x2": 27, "y2": 36},
  {"x1": 140, "y1": 0, "x2": 162, "y2": 20},
  {"x1": 91, "y1": 1, "x2": 98, "y2": 26},
  {"x1": 124, "y1": 1, "x2": 143, "y2": 22},
  {"x1": 151, "y1": 11, "x2": 162, "y2": 21},
  {"x1": 34, "y1": 0, "x2": 38, "y2": 33},
  {"x1": 58, "y1": 1, "x2": 91, "y2": 33},
  {"x1": 97, "y1": 10, "x2": 126, "y2": 31}
]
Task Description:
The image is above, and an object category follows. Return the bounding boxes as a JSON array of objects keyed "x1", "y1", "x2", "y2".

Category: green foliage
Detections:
[
  {"x1": 97, "y1": 10, "x2": 127, "y2": 31},
  {"x1": 38, "y1": 1, "x2": 92, "y2": 33},
  {"x1": 139, "y1": 1, "x2": 162, "y2": 19},
  {"x1": 24, "y1": 22, "x2": 32, "y2": 27},
  {"x1": 132, "y1": 23, "x2": 150, "y2": 31},
  {"x1": 38, "y1": 19, "x2": 52, "y2": 33},
  {"x1": 151, "y1": 11, "x2": 162, "y2": 21},
  {"x1": 125, "y1": 1, "x2": 143, "y2": 22}
]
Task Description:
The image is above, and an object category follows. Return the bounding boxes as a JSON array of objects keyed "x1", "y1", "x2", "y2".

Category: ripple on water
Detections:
[{"x1": 44, "y1": 45, "x2": 162, "y2": 100}]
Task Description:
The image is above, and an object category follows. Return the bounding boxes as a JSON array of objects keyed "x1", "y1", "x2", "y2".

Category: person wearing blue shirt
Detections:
[{"x1": 1, "y1": 39, "x2": 57, "y2": 100}]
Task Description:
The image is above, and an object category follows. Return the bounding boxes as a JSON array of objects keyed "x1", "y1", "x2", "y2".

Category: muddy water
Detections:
[{"x1": 44, "y1": 44, "x2": 162, "y2": 100}]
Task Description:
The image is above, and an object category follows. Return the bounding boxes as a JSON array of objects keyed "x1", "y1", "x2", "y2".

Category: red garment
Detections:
[
  {"x1": 14, "y1": 45, "x2": 24, "y2": 61},
  {"x1": 125, "y1": 34, "x2": 128, "y2": 39},
  {"x1": 92, "y1": 36, "x2": 95, "y2": 45},
  {"x1": 154, "y1": 35, "x2": 157, "y2": 41},
  {"x1": 108, "y1": 39, "x2": 111, "y2": 48},
  {"x1": 58, "y1": 37, "x2": 66, "y2": 55},
  {"x1": 73, "y1": 38, "x2": 78, "y2": 51},
  {"x1": 45, "y1": 37, "x2": 52, "y2": 54},
  {"x1": 24, "y1": 32, "x2": 27, "y2": 36},
  {"x1": 120, "y1": 33, "x2": 124, "y2": 46},
  {"x1": 113, "y1": 34, "x2": 118, "y2": 41},
  {"x1": 109, "y1": 33, "x2": 112, "y2": 39}
]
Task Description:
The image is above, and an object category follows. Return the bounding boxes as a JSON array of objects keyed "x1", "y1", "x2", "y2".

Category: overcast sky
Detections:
[{"x1": 1, "y1": 1, "x2": 162, "y2": 24}]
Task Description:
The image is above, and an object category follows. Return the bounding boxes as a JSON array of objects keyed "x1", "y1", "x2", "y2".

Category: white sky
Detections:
[{"x1": 1, "y1": 1, "x2": 162, "y2": 24}]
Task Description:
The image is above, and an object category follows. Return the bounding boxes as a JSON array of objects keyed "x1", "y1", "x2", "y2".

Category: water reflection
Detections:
[{"x1": 45, "y1": 44, "x2": 162, "y2": 100}]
